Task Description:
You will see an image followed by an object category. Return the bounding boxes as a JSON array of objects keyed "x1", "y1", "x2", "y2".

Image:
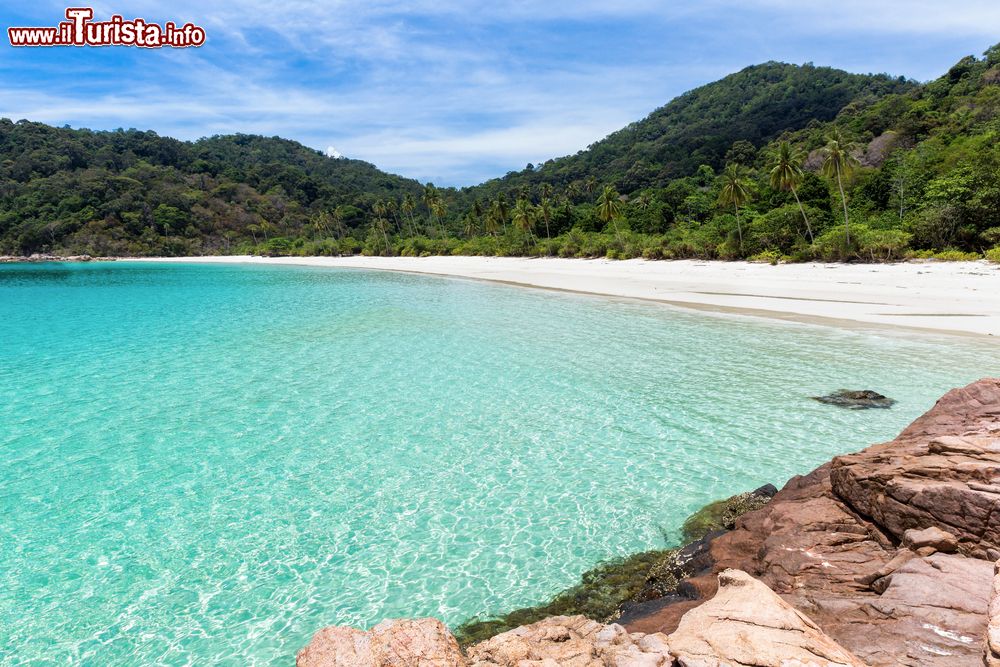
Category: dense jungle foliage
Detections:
[{"x1": 2, "y1": 44, "x2": 1000, "y2": 262}]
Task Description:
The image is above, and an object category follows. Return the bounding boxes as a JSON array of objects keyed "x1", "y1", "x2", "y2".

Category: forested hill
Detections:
[
  {"x1": 3, "y1": 45, "x2": 1000, "y2": 261},
  {"x1": 469, "y1": 63, "x2": 914, "y2": 197},
  {"x1": 0, "y1": 123, "x2": 422, "y2": 255}
]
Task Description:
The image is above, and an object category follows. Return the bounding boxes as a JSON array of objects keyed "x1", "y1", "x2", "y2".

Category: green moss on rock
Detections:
[
  {"x1": 455, "y1": 485, "x2": 775, "y2": 646},
  {"x1": 681, "y1": 489, "x2": 773, "y2": 543},
  {"x1": 454, "y1": 548, "x2": 674, "y2": 645}
]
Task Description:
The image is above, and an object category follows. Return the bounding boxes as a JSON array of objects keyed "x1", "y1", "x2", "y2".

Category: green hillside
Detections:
[
  {"x1": 0, "y1": 124, "x2": 422, "y2": 256},
  {"x1": 472, "y1": 62, "x2": 913, "y2": 195},
  {"x1": 2, "y1": 43, "x2": 999, "y2": 262}
]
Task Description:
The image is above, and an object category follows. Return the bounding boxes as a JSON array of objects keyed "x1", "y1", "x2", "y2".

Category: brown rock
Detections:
[
  {"x1": 625, "y1": 378, "x2": 1000, "y2": 666},
  {"x1": 831, "y1": 378, "x2": 1000, "y2": 559},
  {"x1": 296, "y1": 618, "x2": 466, "y2": 667},
  {"x1": 985, "y1": 560, "x2": 1000, "y2": 667},
  {"x1": 465, "y1": 615, "x2": 672, "y2": 667},
  {"x1": 864, "y1": 553, "x2": 991, "y2": 661},
  {"x1": 902, "y1": 528, "x2": 961, "y2": 556},
  {"x1": 299, "y1": 380, "x2": 1000, "y2": 667},
  {"x1": 666, "y1": 569, "x2": 867, "y2": 666}
]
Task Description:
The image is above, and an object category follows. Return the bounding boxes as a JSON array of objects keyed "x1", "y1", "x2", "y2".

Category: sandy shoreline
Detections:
[{"x1": 124, "y1": 256, "x2": 1000, "y2": 338}]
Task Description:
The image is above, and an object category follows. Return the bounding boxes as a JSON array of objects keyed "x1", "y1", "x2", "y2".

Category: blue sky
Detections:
[{"x1": 1, "y1": 1, "x2": 998, "y2": 186}]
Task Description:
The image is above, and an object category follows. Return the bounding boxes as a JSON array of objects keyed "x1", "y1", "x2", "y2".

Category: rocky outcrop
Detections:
[
  {"x1": 297, "y1": 618, "x2": 465, "y2": 667},
  {"x1": 299, "y1": 572, "x2": 858, "y2": 666},
  {"x1": 298, "y1": 378, "x2": 1000, "y2": 667},
  {"x1": 831, "y1": 379, "x2": 1000, "y2": 558},
  {"x1": 986, "y1": 560, "x2": 1000, "y2": 667},
  {"x1": 668, "y1": 569, "x2": 866, "y2": 667},
  {"x1": 626, "y1": 378, "x2": 1000, "y2": 666},
  {"x1": 466, "y1": 615, "x2": 672, "y2": 666}
]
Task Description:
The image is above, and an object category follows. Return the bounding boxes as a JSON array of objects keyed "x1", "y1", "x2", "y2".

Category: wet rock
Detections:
[
  {"x1": 680, "y1": 484, "x2": 777, "y2": 543},
  {"x1": 666, "y1": 569, "x2": 867, "y2": 666},
  {"x1": 453, "y1": 547, "x2": 674, "y2": 645},
  {"x1": 813, "y1": 389, "x2": 896, "y2": 409},
  {"x1": 296, "y1": 618, "x2": 466, "y2": 667}
]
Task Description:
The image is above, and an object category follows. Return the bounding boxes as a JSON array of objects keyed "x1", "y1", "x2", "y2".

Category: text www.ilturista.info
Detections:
[{"x1": 8, "y1": 8, "x2": 206, "y2": 48}]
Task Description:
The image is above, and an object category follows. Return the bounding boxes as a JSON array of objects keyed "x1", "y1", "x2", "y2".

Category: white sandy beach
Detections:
[{"x1": 130, "y1": 256, "x2": 1000, "y2": 337}]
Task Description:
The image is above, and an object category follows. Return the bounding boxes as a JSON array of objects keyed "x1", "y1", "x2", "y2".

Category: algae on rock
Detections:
[
  {"x1": 454, "y1": 484, "x2": 776, "y2": 646},
  {"x1": 681, "y1": 485, "x2": 776, "y2": 543}
]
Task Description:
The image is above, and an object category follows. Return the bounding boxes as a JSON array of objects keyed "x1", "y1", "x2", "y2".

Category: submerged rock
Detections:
[
  {"x1": 813, "y1": 389, "x2": 896, "y2": 409},
  {"x1": 455, "y1": 483, "x2": 777, "y2": 646}
]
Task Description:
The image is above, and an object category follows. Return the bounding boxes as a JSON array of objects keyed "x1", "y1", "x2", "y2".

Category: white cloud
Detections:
[
  {"x1": 6, "y1": 1, "x2": 999, "y2": 185},
  {"x1": 733, "y1": 0, "x2": 1000, "y2": 36},
  {"x1": 325, "y1": 146, "x2": 343, "y2": 158}
]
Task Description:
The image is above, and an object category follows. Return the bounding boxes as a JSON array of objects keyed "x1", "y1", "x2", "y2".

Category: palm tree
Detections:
[
  {"x1": 373, "y1": 199, "x2": 387, "y2": 221},
  {"x1": 512, "y1": 198, "x2": 536, "y2": 237},
  {"x1": 596, "y1": 185, "x2": 624, "y2": 242},
  {"x1": 484, "y1": 206, "x2": 499, "y2": 236},
  {"x1": 312, "y1": 211, "x2": 330, "y2": 237},
  {"x1": 539, "y1": 183, "x2": 553, "y2": 201},
  {"x1": 430, "y1": 199, "x2": 448, "y2": 237},
  {"x1": 769, "y1": 141, "x2": 813, "y2": 243},
  {"x1": 372, "y1": 199, "x2": 394, "y2": 239},
  {"x1": 421, "y1": 185, "x2": 439, "y2": 233},
  {"x1": 401, "y1": 193, "x2": 418, "y2": 236},
  {"x1": 566, "y1": 182, "x2": 582, "y2": 204},
  {"x1": 632, "y1": 193, "x2": 651, "y2": 212},
  {"x1": 420, "y1": 185, "x2": 448, "y2": 237},
  {"x1": 585, "y1": 176, "x2": 598, "y2": 200},
  {"x1": 538, "y1": 197, "x2": 553, "y2": 239},
  {"x1": 718, "y1": 163, "x2": 752, "y2": 252},
  {"x1": 385, "y1": 199, "x2": 400, "y2": 234},
  {"x1": 330, "y1": 207, "x2": 346, "y2": 239},
  {"x1": 258, "y1": 218, "x2": 273, "y2": 242},
  {"x1": 463, "y1": 213, "x2": 478, "y2": 238},
  {"x1": 494, "y1": 193, "x2": 509, "y2": 235},
  {"x1": 821, "y1": 131, "x2": 860, "y2": 246},
  {"x1": 373, "y1": 216, "x2": 390, "y2": 254},
  {"x1": 421, "y1": 185, "x2": 437, "y2": 212}
]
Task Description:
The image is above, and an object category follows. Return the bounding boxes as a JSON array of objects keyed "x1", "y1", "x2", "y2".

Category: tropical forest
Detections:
[{"x1": 2, "y1": 44, "x2": 1000, "y2": 263}]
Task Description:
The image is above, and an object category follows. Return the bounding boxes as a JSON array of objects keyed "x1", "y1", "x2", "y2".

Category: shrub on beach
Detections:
[{"x1": 906, "y1": 248, "x2": 982, "y2": 261}]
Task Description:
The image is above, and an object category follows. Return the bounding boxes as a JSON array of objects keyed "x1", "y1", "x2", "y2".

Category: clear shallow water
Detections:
[{"x1": 1, "y1": 261, "x2": 998, "y2": 666}]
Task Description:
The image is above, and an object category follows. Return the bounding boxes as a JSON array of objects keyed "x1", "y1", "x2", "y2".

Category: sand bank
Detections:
[{"x1": 127, "y1": 256, "x2": 1000, "y2": 337}]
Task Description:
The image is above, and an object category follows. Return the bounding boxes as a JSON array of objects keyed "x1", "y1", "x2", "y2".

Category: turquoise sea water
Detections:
[{"x1": 1, "y1": 261, "x2": 998, "y2": 665}]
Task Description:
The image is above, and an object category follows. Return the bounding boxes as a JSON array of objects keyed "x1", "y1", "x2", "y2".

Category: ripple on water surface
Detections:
[{"x1": 0, "y1": 261, "x2": 997, "y2": 665}]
